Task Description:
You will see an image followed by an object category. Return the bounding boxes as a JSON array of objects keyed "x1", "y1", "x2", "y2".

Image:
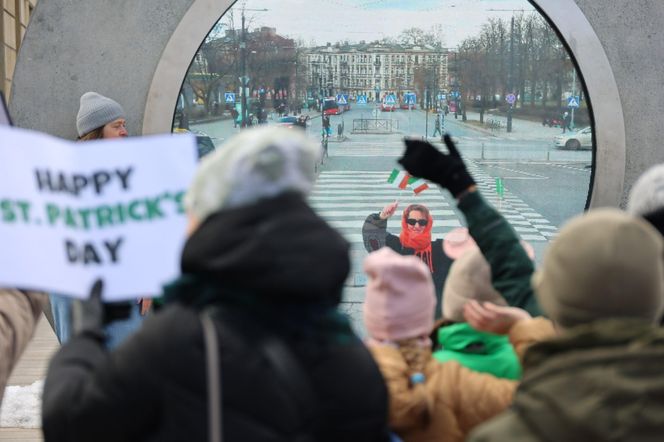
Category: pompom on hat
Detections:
[
  {"x1": 184, "y1": 126, "x2": 320, "y2": 222},
  {"x1": 76, "y1": 92, "x2": 125, "y2": 137},
  {"x1": 532, "y1": 208, "x2": 664, "y2": 329},
  {"x1": 443, "y1": 227, "x2": 478, "y2": 259},
  {"x1": 363, "y1": 248, "x2": 436, "y2": 341}
]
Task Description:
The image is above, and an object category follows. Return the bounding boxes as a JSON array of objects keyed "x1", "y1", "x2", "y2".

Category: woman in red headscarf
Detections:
[{"x1": 363, "y1": 201, "x2": 475, "y2": 317}]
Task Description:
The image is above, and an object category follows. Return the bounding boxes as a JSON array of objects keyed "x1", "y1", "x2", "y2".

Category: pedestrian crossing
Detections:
[{"x1": 310, "y1": 162, "x2": 558, "y2": 255}]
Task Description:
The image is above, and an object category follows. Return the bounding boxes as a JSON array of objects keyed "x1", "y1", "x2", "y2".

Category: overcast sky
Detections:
[{"x1": 224, "y1": 0, "x2": 537, "y2": 48}]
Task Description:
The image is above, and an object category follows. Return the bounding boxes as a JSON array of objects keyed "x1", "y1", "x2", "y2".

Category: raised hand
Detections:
[
  {"x1": 463, "y1": 300, "x2": 531, "y2": 335},
  {"x1": 398, "y1": 135, "x2": 476, "y2": 198},
  {"x1": 379, "y1": 200, "x2": 399, "y2": 220}
]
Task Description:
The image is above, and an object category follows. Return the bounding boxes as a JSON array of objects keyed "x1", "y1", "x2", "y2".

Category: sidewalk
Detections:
[
  {"x1": 460, "y1": 110, "x2": 565, "y2": 141},
  {"x1": 0, "y1": 314, "x2": 59, "y2": 441}
]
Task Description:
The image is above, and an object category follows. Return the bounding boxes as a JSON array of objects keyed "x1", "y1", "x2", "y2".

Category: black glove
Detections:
[
  {"x1": 71, "y1": 279, "x2": 132, "y2": 338},
  {"x1": 398, "y1": 134, "x2": 475, "y2": 198}
]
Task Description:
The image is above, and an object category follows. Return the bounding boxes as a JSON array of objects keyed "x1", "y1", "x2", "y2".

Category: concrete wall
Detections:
[
  {"x1": 8, "y1": 0, "x2": 664, "y2": 207},
  {"x1": 9, "y1": 0, "x2": 194, "y2": 139},
  {"x1": 573, "y1": 0, "x2": 664, "y2": 206}
]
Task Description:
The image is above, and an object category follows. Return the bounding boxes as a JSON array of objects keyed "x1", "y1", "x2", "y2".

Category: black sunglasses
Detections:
[{"x1": 406, "y1": 218, "x2": 428, "y2": 227}]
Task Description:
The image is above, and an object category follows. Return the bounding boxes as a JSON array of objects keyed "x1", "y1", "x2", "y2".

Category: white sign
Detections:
[
  {"x1": 384, "y1": 94, "x2": 397, "y2": 105},
  {"x1": 567, "y1": 96, "x2": 580, "y2": 108},
  {"x1": 224, "y1": 92, "x2": 236, "y2": 103},
  {"x1": 357, "y1": 95, "x2": 367, "y2": 104},
  {"x1": 337, "y1": 95, "x2": 348, "y2": 105},
  {"x1": 0, "y1": 126, "x2": 198, "y2": 301}
]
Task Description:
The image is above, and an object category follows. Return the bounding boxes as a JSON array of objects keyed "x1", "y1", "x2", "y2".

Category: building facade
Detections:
[
  {"x1": 305, "y1": 41, "x2": 448, "y2": 106},
  {"x1": 1, "y1": 0, "x2": 37, "y2": 97}
]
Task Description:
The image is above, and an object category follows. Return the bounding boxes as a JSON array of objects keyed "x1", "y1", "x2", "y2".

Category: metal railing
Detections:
[{"x1": 352, "y1": 118, "x2": 399, "y2": 134}]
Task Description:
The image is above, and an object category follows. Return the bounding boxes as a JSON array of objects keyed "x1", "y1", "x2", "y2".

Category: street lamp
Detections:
[
  {"x1": 239, "y1": 6, "x2": 268, "y2": 128},
  {"x1": 374, "y1": 56, "x2": 381, "y2": 102}
]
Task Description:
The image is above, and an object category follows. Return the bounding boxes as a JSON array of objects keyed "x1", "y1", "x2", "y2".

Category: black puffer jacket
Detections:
[{"x1": 43, "y1": 193, "x2": 389, "y2": 442}]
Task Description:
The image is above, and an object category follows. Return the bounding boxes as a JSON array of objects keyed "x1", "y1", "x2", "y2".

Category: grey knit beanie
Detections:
[
  {"x1": 184, "y1": 125, "x2": 320, "y2": 222},
  {"x1": 76, "y1": 92, "x2": 125, "y2": 137},
  {"x1": 532, "y1": 208, "x2": 664, "y2": 329}
]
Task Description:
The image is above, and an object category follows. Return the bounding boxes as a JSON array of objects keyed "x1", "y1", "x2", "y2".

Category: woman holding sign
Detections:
[
  {"x1": 49, "y1": 92, "x2": 144, "y2": 349},
  {"x1": 42, "y1": 126, "x2": 389, "y2": 442}
]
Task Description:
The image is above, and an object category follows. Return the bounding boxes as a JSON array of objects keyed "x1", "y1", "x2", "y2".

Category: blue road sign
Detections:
[
  {"x1": 384, "y1": 94, "x2": 397, "y2": 105},
  {"x1": 357, "y1": 95, "x2": 367, "y2": 104},
  {"x1": 404, "y1": 93, "x2": 416, "y2": 104},
  {"x1": 567, "y1": 96, "x2": 580, "y2": 108},
  {"x1": 337, "y1": 94, "x2": 348, "y2": 105},
  {"x1": 506, "y1": 93, "x2": 516, "y2": 105},
  {"x1": 451, "y1": 91, "x2": 460, "y2": 98},
  {"x1": 224, "y1": 92, "x2": 236, "y2": 103}
]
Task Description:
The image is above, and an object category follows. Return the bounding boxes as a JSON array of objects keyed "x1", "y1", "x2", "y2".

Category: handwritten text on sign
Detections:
[{"x1": 0, "y1": 126, "x2": 198, "y2": 300}]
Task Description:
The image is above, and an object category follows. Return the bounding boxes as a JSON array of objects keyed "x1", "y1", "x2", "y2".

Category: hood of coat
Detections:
[
  {"x1": 437, "y1": 322, "x2": 511, "y2": 354},
  {"x1": 180, "y1": 192, "x2": 350, "y2": 306},
  {"x1": 513, "y1": 319, "x2": 664, "y2": 440}
]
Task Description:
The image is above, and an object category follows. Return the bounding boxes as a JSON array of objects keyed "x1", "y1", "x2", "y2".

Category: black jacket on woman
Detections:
[
  {"x1": 363, "y1": 213, "x2": 452, "y2": 317},
  {"x1": 43, "y1": 193, "x2": 389, "y2": 442}
]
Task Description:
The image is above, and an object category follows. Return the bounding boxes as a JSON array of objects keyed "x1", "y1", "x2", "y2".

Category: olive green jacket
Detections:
[
  {"x1": 469, "y1": 319, "x2": 664, "y2": 442},
  {"x1": 458, "y1": 191, "x2": 540, "y2": 316}
]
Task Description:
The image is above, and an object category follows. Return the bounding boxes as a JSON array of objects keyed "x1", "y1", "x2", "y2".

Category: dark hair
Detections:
[
  {"x1": 77, "y1": 126, "x2": 105, "y2": 141},
  {"x1": 404, "y1": 204, "x2": 431, "y2": 220}
]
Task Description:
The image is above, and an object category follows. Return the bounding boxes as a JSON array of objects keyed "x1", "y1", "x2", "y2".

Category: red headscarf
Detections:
[{"x1": 399, "y1": 205, "x2": 434, "y2": 272}]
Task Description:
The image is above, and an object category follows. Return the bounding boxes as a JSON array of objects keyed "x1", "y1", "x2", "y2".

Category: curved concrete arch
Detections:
[
  {"x1": 142, "y1": 0, "x2": 624, "y2": 208},
  {"x1": 532, "y1": 1, "x2": 625, "y2": 209},
  {"x1": 12, "y1": 0, "x2": 663, "y2": 208}
]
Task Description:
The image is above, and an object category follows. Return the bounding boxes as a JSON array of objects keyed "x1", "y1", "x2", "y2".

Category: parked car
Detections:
[
  {"x1": 380, "y1": 103, "x2": 396, "y2": 112},
  {"x1": 554, "y1": 126, "x2": 593, "y2": 150},
  {"x1": 277, "y1": 115, "x2": 299, "y2": 129},
  {"x1": 173, "y1": 128, "x2": 216, "y2": 159}
]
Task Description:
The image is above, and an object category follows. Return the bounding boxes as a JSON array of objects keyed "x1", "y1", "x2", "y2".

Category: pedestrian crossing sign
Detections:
[
  {"x1": 384, "y1": 94, "x2": 397, "y2": 105},
  {"x1": 567, "y1": 96, "x2": 580, "y2": 108},
  {"x1": 224, "y1": 92, "x2": 236, "y2": 103},
  {"x1": 337, "y1": 94, "x2": 348, "y2": 105},
  {"x1": 405, "y1": 93, "x2": 416, "y2": 105},
  {"x1": 357, "y1": 95, "x2": 367, "y2": 104}
]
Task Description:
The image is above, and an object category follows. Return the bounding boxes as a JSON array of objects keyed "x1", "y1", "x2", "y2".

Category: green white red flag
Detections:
[
  {"x1": 410, "y1": 178, "x2": 429, "y2": 194},
  {"x1": 387, "y1": 169, "x2": 430, "y2": 194},
  {"x1": 387, "y1": 168, "x2": 410, "y2": 190}
]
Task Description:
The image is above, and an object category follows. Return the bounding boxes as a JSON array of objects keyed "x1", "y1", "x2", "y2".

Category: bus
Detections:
[{"x1": 323, "y1": 97, "x2": 342, "y2": 115}]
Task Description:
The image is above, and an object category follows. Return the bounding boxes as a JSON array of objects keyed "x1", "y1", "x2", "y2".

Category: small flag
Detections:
[
  {"x1": 387, "y1": 168, "x2": 410, "y2": 189},
  {"x1": 410, "y1": 178, "x2": 429, "y2": 194}
]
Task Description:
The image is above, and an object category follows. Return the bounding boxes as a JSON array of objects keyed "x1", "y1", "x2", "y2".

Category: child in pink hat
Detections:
[{"x1": 363, "y1": 247, "x2": 520, "y2": 442}]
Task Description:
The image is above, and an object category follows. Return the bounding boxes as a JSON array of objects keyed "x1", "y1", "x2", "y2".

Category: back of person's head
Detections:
[
  {"x1": 443, "y1": 243, "x2": 534, "y2": 321},
  {"x1": 76, "y1": 91, "x2": 125, "y2": 138},
  {"x1": 533, "y1": 208, "x2": 664, "y2": 329},
  {"x1": 442, "y1": 248, "x2": 507, "y2": 322},
  {"x1": 363, "y1": 247, "x2": 436, "y2": 341},
  {"x1": 627, "y1": 163, "x2": 664, "y2": 235},
  {"x1": 184, "y1": 125, "x2": 320, "y2": 222}
]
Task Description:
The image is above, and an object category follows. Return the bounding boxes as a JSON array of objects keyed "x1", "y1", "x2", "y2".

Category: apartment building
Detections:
[{"x1": 305, "y1": 41, "x2": 448, "y2": 102}]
